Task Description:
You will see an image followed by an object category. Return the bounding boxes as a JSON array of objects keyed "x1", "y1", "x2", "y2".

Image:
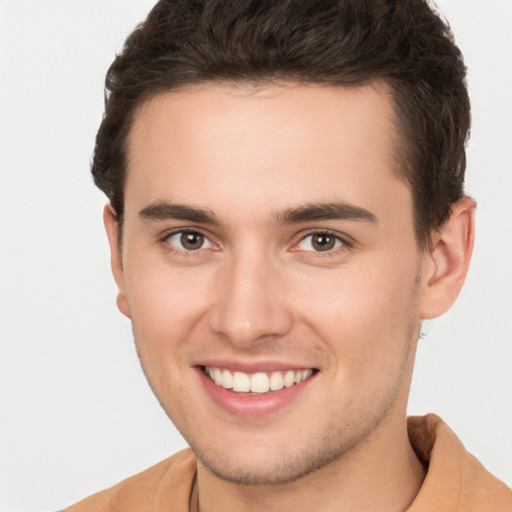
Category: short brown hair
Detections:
[{"x1": 93, "y1": 0, "x2": 470, "y2": 248}]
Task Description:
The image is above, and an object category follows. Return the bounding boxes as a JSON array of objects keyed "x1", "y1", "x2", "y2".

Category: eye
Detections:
[
  {"x1": 166, "y1": 230, "x2": 214, "y2": 251},
  {"x1": 297, "y1": 232, "x2": 345, "y2": 252}
]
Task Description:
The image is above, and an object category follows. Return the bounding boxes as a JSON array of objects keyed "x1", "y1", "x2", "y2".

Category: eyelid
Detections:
[
  {"x1": 159, "y1": 227, "x2": 219, "y2": 252},
  {"x1": 157, "y1": 226, "x2": 354, "y2": 255},
  {"x1": 291, "y1": 229, "x2": 354, "y2": 253}
]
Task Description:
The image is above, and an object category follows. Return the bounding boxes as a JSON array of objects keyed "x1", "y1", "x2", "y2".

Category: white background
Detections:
[{"x1": 0, "y1": 1, "x2": 511, "y2": 510}]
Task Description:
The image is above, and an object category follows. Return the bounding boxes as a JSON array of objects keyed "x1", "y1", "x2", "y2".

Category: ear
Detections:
[
  {"x1": 103, "y1": 204, "x2": 132, "y2": 319},
  {"x1": 418, "y1": 197, "x2": 476, "y2": 319}
]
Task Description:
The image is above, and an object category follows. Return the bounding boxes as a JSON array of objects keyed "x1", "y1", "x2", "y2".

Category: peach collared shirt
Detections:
[{"x1": 64, "y1": 414, "x2": 512, "y2": 511}]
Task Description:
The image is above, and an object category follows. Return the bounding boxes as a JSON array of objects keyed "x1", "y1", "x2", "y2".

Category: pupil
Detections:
[
  {"x1": 313, "y1": 234, "x2": 335, "y2": 251},
  {"x1": 181, "y1": 232, "x2": 203, "y2": 250}
]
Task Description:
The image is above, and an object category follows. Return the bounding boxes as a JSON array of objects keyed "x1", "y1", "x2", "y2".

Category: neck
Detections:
[{"x1": 195, "y1": 414, "x2": 426, "y2": 512}]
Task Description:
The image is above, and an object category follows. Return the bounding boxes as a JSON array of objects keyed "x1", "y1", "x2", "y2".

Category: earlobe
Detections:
[
  {"x1": 103, "y1": 204, "x2": 132, "y2": 319},
  {"x1": 418, "y1": 197, "x2": 476, "y2": 320}
]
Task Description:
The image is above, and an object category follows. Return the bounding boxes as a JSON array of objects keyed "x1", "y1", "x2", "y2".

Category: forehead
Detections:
[{"x1": 124, "y1": 82, "x2": 410, "y2": 228}]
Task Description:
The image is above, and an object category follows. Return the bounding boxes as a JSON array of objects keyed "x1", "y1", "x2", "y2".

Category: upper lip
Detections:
[{"x1": 194, "y1": 359, "x2": 318, "y2": 373}]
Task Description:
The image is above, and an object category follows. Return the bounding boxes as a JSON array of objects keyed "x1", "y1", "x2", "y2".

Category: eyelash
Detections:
[
  {"x1": 159, "y1": 229, "x2": 217, "y2": 257},
  {"x1": 292, "y1": 230, "x2": 353, "y2": 257},
  {"x1": 158, "y1": 229, "x2": 353, "y2": 257}
]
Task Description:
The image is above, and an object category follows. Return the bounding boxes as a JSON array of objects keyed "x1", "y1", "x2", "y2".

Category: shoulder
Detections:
[
  {"x1": 63, "y1": 448, "x2": 197, "y2": 512},
  {"x1": 408, "y1": 414, "x2": 512, "y2": 511}
]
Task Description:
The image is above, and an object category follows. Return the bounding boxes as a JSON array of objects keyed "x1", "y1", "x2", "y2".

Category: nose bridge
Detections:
[{"x1": 209, "y1": 244, "x2": 293, "y2": 346}]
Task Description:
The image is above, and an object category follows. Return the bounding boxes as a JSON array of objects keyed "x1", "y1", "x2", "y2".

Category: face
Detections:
[{"x1": 112, "y1": 83, "x2": 429, "y2": 484}]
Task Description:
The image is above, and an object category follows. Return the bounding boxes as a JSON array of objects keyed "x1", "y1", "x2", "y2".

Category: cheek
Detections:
[
  {"x1": 294, "y1": 255, "x2": 420, "y2": 376},
  {"x1": 124, "y1": 256, "x2": 211, "y2": 369},
  {"x1": 124, "y1": 261, "x2": 214, "y2": 427}
]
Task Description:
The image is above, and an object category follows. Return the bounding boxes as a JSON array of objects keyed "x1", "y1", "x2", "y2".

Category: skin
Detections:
[{"x1": 105, "y1": 83, "x2": 475, "y2": 511}]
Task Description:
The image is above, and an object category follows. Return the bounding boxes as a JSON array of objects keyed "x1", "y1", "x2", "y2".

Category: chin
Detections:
[{"x1": 189, "y1": 433, "x2": 353, "y2": 486}]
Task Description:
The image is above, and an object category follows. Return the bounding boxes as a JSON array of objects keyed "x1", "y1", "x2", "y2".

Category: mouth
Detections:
[{"x1": 202, "y1": 366, "x2": 316, "y2": 394}]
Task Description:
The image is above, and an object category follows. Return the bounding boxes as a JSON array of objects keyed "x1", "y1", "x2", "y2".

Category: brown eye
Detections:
[
  {"x1": 312, "y1": 233, "x2": 336, "y2": 251},
  {"x1": 166, "y1": 231, "x2": 213, "y2": 251},
  {"x1": 297, "y1": 233, "x2": 343, "y2": 252},
  {"x1": 181, "y1": 232, "x2": 204, "y2": 250}
]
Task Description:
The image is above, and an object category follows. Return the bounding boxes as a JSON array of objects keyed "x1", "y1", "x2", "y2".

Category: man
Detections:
[{"x1": 65, "y1": 0, "x2": 512, "y2": 510}]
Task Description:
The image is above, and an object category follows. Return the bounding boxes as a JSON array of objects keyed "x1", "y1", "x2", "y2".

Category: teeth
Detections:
[
  {"x1": 302, "y1": 369, "x2": 313, "y2": 381},
  {"x1": 221, "y1": 369, "x2": 233, "y2": 389},
  {"x1": 233, "y1": 371, "x2": 250, "y2": 392},
  {"x1": 269, "y1": 371, "x2": 284, "y2": 391},
  {"x1": 205, "y1": 366, "x2": 315, "y2": 394},
  {"x1": 284, "y1": 370, "x2": 295, "y2": 388},
  {"x1": 250, "y1": 373, "x2": 269, "y2": 393}
]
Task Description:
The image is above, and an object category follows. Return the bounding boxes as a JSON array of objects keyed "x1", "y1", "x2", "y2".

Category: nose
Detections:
[{"x1": 208, "y1": 250, "x2": 294, "y2": 348}]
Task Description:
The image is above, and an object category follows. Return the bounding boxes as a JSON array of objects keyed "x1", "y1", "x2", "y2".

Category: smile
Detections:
[{"x1": 203, "y1": 366, "x2": 315, "y2": 394}]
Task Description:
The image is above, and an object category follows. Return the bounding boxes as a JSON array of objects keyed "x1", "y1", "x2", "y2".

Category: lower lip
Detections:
[{"x1": 196, "y1": 367, "x2": 316, "y2": 417}]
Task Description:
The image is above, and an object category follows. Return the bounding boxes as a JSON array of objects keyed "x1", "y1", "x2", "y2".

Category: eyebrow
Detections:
[
  {"x1": 138, "y1": 201, "x2": 377, "y2": 226},
  {"x1": 139, "y1": 203, "x2": 220, "y2": 225},
  {"x1": 274, "y1": 202, "x2": 377, "y2": 225}
]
